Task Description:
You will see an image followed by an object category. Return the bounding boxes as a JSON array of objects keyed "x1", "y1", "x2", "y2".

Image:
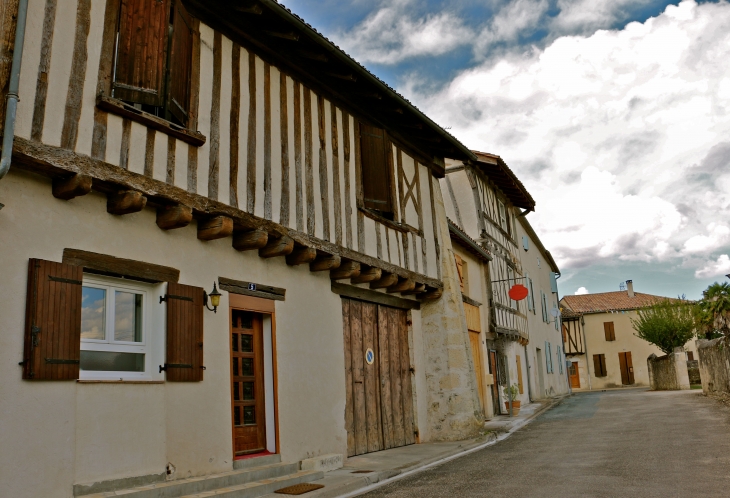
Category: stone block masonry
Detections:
[
  {"x1": 647, "y1": 349, "x2": 690, "y2": 390},
  {"x1": 697, "y1": 337, "x2": 730, "y2": 394}
]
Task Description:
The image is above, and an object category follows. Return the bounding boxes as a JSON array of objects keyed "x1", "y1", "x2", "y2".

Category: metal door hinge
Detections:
[
  {"x1": 160, "y1": 294, "x2": 194, "y2": 303},
  {"x1": 159, "y1": 363, "x2": 193, "y2": 373}
]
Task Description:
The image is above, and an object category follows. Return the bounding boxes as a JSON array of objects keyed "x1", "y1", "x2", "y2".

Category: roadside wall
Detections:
[
  {"x1": 697, "y1": 337, "x2": 730, "y2": 394},
  {"x1": 647, "y1": 351, "x2": 690, "y2": 390}
]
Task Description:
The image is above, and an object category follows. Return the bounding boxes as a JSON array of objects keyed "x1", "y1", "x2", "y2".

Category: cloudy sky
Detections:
[{"x1": 284, "y1": 0, "x2": 730, "y2": 299}]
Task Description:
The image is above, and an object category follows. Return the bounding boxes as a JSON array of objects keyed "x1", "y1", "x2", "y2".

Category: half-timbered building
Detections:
[
  {"x1": 0, "y1": 1, "x2": 485, "y2": 496},
  {"x1": 442, "y1": 151, "x2": 569, "y2": 414}
]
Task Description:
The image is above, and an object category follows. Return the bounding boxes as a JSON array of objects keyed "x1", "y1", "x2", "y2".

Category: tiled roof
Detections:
[
  {"x1": 561, "y1": 292, "x2": 680, "y2": 314},
  {"x1": 472, "y1": 151, "x2": 535, "y2": 211}
]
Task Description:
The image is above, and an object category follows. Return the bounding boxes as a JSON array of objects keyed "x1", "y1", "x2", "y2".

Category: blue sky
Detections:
[{"x1": 283, "y1": 0, "x2": 730, "y2": 300}]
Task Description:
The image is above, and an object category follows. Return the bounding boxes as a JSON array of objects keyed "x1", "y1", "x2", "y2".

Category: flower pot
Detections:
[{"x1": 504, "y1": 400, "x2": 521, "y2": 416}]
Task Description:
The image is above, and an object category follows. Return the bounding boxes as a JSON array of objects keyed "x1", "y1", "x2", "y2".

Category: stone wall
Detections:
[
  {"x1": 697, "y1": 337, "x2": 730, "y2": 394},
  {"x1": 647, "y1": 350, "x2": 690, "y2": 390}
]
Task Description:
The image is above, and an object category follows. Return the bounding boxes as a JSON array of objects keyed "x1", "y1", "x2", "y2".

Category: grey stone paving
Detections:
[{"x1": 360, "y1": 389, "x2": 730, "y2": 497}]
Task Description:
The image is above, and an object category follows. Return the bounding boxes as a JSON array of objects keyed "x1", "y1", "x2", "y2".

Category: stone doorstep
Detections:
[
  {"x1": 258, "y1": 396, "x2": 566, "y2": 498},
  {"x1": 80, "y1": 462, "x2": 304, "y2": 498}
]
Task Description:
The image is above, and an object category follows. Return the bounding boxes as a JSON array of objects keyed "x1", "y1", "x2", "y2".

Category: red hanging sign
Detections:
[{"x1": 509, "y1": 284, "x2": 529, "y2": 301}]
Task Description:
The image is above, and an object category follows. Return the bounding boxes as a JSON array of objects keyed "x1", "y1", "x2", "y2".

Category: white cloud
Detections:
[
  {"x1": 333, "y1": 0, "x2": 474, "y2": 64},
  {"x1": 575, "y1": 286, "x2": 590, "y2": 295},
  {"x1": 408, "y1": 0, "x2": 730, "y2": 273},
  {"x1": 695, "y1": 255, "x2": 730, "y2": 279}
]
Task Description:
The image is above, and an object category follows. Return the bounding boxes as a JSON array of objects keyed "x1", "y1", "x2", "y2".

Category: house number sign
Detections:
[{"x1": 365, "y1": 348, "x2": 375, "y2": 365}]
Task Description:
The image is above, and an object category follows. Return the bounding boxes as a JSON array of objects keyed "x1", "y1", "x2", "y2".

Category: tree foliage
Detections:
[
  {"x1": 631, "y1": 299, "x2": 696, "y2": 355},
  {"x1": 695, "y1": 282, "x2": 730, "y2": 339}
]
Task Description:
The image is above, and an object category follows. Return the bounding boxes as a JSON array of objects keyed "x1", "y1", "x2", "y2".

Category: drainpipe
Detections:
[
  {"x1": 523, "y1": 343, "x2": 533, "y2": 402},
  {"x1": 581, "y1": 315, "x2": 592, "y2": 390},
  {"x1": 0, "y1": 0, "x2": 30, "y2": 187}
]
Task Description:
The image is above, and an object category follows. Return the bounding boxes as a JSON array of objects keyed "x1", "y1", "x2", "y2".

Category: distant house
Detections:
[{"x1": 560, "y1": 281, "x2": 698, "y2": 390}]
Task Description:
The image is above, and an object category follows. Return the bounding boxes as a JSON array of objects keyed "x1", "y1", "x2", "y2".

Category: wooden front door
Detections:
[
  {"x1": 231, "y1": 310, "x2": 266, "y2": 455},
  {"x1": 342, "y1": 299, "x2": 416, "y2": 457},
  {"x1": 568, "y1": 361, "x2": 580, "y2": 388},
  {"x1": 618, "y1": 352, "x2": 635, "y2": 385},
  {"x1": 488, "y1": 350, "x2": 499, "y2": 417},
  {"x1": 469, "y1": 331, "x2": 485, "y2": 413}
]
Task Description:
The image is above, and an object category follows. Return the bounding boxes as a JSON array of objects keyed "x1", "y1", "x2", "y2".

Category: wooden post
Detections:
[
  {"x1": 156, "y1": 204, "x2": 193, "y2": 230},
  {"x1": 370, "y1": 272, "x2": 398, "y2": 290},
  {"x1": 232, "y1": 229, "x2": 269, "y2": 251},
  {"x1": 52, "y1": 174, "x2": 92, "y2": 200},
  {"x1": 286, "y1": 245, "x2": 317, "y2": 266},
  {"x1": 387, "y1": 278, "x2": 415, "y2": 294},
  {"x1": 351, "y1": 265, "x2": 382, "y2": 284},
  {"x1": 331, "y1": 260, "x2": 360, "y2": 280},
  {"x1": 197, "y1": 216, "x2": 233, "y2": 241},
  {"x1": 259, "y1": 235, "x2": 294, "y2": 258},
  {"x1": 310, "y1": 253, "x2": 341, "y2": 272},
  {"x1": 107, "y1": 190, "x2": 146, "y2": 215}
]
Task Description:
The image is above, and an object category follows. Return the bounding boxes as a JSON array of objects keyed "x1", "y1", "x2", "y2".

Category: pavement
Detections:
[
  {"x1": 260, "y1": 396, "x2": 563, "y2": 498},
  {"x1": 355, "y1": 389, "x2": 730, "y2": 497}
]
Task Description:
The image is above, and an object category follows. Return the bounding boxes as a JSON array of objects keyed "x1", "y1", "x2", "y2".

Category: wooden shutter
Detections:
[
  {"x1": 22, "y1": 259, "x2": 82, "y2": 380},
  {"x1": 165, "y1": 282, "x2": 204, "y2": 381},
  {"x1": 359, "y1": 123, "x2": 392, "y2": 212},
  {"x1": 166, "y1": 0, "x2": 194, "y2": 125},
  {"x1": 454, "y1": 254, "x2": 464, "y2": 293},
  {"x1": 604, "y1": 322, "x2": 615, "y2": 341},
  {"x1": 114, "y1": 0, "x2": 171, "y2": 106},
  {"x1": 593, "y1": 354, "x2": 607, "y2": 377}
]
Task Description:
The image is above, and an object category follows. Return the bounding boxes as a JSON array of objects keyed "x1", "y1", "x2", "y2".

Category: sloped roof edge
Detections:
[
  {"x1": 448, "y1": 219, "x2": 492, "y2": 263},
  {"x1": 472, "y1": 151, "x2": 535, "y2": 210}
]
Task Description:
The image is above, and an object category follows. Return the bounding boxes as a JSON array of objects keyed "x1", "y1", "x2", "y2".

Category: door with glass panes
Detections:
[{"x1": 230, "y1": 310, "x2": 266, "y2": 455}]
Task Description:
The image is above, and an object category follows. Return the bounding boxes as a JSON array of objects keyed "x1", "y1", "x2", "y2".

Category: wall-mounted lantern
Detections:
[{"x1": 204, "y1": 282, "x2": 222, "y2": 313}]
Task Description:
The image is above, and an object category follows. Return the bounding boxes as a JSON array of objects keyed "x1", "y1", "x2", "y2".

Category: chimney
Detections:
[{"x1": 626, "y1": 280, "x2": 634, "y2": 298}]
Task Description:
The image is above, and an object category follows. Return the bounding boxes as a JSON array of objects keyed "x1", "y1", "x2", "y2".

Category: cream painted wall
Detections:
[
  {"x1": 578, "y1": 311, "x2": 698, "y2": 389},
  {"x1": 0, "y1": 170, "x2": 375, "y2": 497}
]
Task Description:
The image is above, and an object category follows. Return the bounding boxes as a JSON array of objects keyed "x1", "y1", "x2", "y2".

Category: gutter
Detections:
[{"x1": 0, "y1": 0, "x2": 29, "y2": 190}]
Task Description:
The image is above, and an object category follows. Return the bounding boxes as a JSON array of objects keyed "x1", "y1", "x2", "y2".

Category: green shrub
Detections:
[{"x1": 631, "y1": 300, "x2": 695, "y2": 355}]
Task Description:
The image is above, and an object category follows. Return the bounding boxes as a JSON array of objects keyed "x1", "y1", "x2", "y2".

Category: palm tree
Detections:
[{"x1": 696, "y1": 282, "x2": 730, "y2": 338}]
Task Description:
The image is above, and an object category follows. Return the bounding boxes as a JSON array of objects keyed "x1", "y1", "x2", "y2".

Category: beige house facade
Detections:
[
  {"x1": 561, "y1": 282, "x2": 699, "y2": 390},
  {"x1": 0, "y1": 1, "x2": 485, "y2": 496},
  {"x1": 442, "y1": 152, "x2": 569, "y2": 417}
]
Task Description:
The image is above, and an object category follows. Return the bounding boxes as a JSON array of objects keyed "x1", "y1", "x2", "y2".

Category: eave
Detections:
[
  {"x1": 471, "y1": 151, "x2": 535, "y2": 210},
  {"x1": 182, "y1": 0, "x2": 476, "y2": 177},
  {"x1": 448, "y1": 219, "x2": 492, "y2": 263}
]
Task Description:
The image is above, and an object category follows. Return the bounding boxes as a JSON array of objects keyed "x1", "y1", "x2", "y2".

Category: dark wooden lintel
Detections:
[
  {"x1": 331, "y1": 282, "x2": 420, "y2": 310},
  {"x1": 351, "y1": 265, "x2": 382, "y2": 284},
  {"x1": 330, "y1": 259, "x2": 360, "y2": 280},
  {"x1": 387, "y1": 277, "x2": 416, "y2": 294},
  {"x1": 265, "y1": 30, "x2": 299, "y2": 41},
  {"x1": 52, "y1": 173, "x2": 92, "y2": 200},
  {"x1": 218, "y1": 276, "x2": 285, "y2": 301},
  {"x1": 107, "y1": 190, "x2": 146, "y2": 215},
  {"x1": 63, "y1": 248, "x2": 180, "y2": 283}
]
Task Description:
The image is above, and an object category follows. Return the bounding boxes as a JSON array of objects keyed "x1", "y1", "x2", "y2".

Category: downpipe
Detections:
[{"x1": 0, "y1": 0, "x2": 30, "y2": 197}]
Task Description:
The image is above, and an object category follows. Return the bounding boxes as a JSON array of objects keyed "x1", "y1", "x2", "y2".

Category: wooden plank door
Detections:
[
  {"x1": 618, "y1": 352, "x2": 635, "y2": 385},
  {"x1": 231, "y1": 310, "x2": 266, "y2": 455},
  {"x1": 568, "y1": 361, "x2": 580, "y2": 388},
  {"x1": 488, "y1": 350, "x2": 499, "y2": 417},
  {"x1": 516, "y1": 355, "x2": 524, "y2": 395},
  {"x1": 343, "y1": 299, "x2": 415, "y2": 456},
  {"x1": 469, "y1": 331, "x2": 485, "y2": 412}
]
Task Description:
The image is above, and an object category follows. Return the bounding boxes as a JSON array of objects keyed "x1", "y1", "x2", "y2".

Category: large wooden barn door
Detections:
[
  {"x1": 618, "y1": 352, "x2": 635, "y2": 385},
  {"x1": 342, "y1": 299, "x2": 415, "y2": 457}
]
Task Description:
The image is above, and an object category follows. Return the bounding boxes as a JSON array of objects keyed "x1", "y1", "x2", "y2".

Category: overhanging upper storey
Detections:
[
  {"x1": 183, "y1": 0, "x2": 476, "y2": 176},
  {"x1": 471, "y1": 151, "x2": 535, "y2": 211}
]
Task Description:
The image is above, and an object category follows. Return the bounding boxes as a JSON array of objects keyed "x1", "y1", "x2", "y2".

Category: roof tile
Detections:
[{"x1": 561, "y1": 291, "x2": 680, "y2": 314}]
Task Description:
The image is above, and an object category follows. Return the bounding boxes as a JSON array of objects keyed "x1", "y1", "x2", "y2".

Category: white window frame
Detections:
[{"x1": 80, "y1": 274, "x2": 165, "y2": 381}]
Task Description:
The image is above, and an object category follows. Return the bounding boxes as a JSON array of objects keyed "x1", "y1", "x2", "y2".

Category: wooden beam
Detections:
[
  {"x1": 419, "y1": 288, "x2": 443, "y2": 301},
  {"x1": 156, "y1": 204, "x2": 193, "y2": 230},
  {"x1": 63, "y1": 248, "x2": 179, "y2": 283},
  {"x1": 401, "y1": 283, "x2": 426, "y2": 295},
  {"x1": 310, "y1": 253, "x2": 341, "y2": 272},
  {"x1": 107, "y1": 190, "x2": 146, "y2": 215},
  {"x1": 330, "y1": 259, "x2": 360, "y2": 280},
  {"x1": 52, "y1": 173, "x2": 92, "y2": 200},
  {"x1": 298, "y1": 50, "x2": 327, "y2": 62},
  {"x1": 233, "y1": 2, "x2": 262, "y2": 14},
  {"x1": 331, "y1": 282, "x2": 420, "y2": 310},
  {"x1": 265, "y1": 30, "x2": 299, "y2": 41},
  {"x1": 351, "y1": 265, "x2": 381, "y2": 284},
  {"x1": 370, "y1": 272, "x2": 398, "y2": 290},
  {"x1": 218, "y1": 276, "x2": 285, "y2": 301},
  {"x1": 326, "y1": 73, "x2": 357, "y2": 82},
  {"x1": 286, "y1": 245, "x2": 317, "y2": 266},
  {"x1": 387, "y1": 278, "x2": 416, "y2": 294},
  {"x1": 259, "y1": 235, "x2": 294, "y2": 258},
  {"x1": 197, "y1": 216, "x2": 233, "y2": 241},
  {"x1": 232, "y1": 229, "x2": 268, "y2": 251}
]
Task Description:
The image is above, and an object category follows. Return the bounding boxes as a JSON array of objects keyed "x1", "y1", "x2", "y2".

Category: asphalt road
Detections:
[{"x1": 360, "y1": 389, "x2": 730, "y2": 497}]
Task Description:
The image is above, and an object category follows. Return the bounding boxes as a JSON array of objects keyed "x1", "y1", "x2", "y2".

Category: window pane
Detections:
[
  {"x1": 81, "y1": 287, "x2": 106, "y2": 340},
  {"x1": 234, "y1": 406, "x2": 241, "y2": 426},
  {"x1": 241, "y1": 334, "x2": 253, "y2": 353},
  {"x1": 80, "y1": 351, "x2": 144, "y2": 372},
  {"x1": 115, "y1": 291, "x2": 143, "y2": 342},
  {"x1": 233, "y1": 382, "x2": 240, "y2": 401},
  {"x1": 232, "y1": 333, "x2": 239, "y2": 352},
  {"x1": 232, "y1": 357, "x2": 238, "y2": 376},
  {"x1": 243, "y1": 406, "x2": 256, "y2": 425},
  {"x1": 241, "y1": 358, "x2": 254, "y2": 376},
  {"x1": 243, "y1": 382, "x2": 254, "y2": 400}
]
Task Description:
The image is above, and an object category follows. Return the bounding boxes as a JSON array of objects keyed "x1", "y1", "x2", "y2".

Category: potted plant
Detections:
[{"x1": 503, "y1": 384, "x2": 521, "y2": 416}]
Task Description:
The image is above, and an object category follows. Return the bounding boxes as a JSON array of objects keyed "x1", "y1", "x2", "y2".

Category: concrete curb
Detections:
[{"x1": 305, "y1": 396, "x2": 567, "y2": 498}]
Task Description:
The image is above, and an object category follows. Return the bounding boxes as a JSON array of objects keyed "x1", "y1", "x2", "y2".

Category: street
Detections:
[{"x1": 360, "y1": 389, "x2": 730, "y2": 497}]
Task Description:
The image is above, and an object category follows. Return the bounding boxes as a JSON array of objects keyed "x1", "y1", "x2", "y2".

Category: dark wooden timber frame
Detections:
[
  {"x1": 332, "y1": 282, "x2": 420, "y2": 311},
  {"x1": 13, "y1": 137, "x2": 442, "y2": 292},
  {"x1": 62, "y1": 248, "x2": 180, "y2": 283},
  {"x1": 219, "y1": 277, "x2": 286, "y2": 301}
]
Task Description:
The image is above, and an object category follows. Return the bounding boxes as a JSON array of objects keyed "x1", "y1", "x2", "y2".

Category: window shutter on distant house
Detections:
[
  {"x1": 604, "y1": 322, "x2": 615, "y2": 341},
  {"x1": 558, "y1": 347, "x2": 563, "y2": 374},
  {"x1": 550, "y1": 272, "x2": 558, "y2": 293},
  {"x1": 22, "y1": 259, "x2": 83, "y2": 380},
  {"x1": 359, "y1": 123, "x2": 392, "y2": 213},
  {"x1": 545, "y1": 341, "x2": 552, "y2": 373},
  {"x1": 164, "y1": 282, "x2": 205, "y2": 381},
  {"x1": 114, "y1": 0, "x2": 171, "y2": 106},
  {"x1": 593, "y1": 354, "x2": 607, "y2": 377},
  {"x1": 526, "y1": 275, "x2": 533, "y2": 311},
  {"x1": 166, "y1": 0, "x2": 194, "y2": 124},
  {"x1": 529, "y1": 278, "x2": 536, "y2": 314}
]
